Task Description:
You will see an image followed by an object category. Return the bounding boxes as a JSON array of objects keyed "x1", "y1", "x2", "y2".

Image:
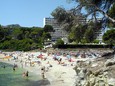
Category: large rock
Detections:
[
  {"x1": 108, "y1": 78, "x2": 115, "y2": 86},
  {"x1": 105, "y1": 59, "x2": 115, "y2": 67},
  {"x1": 78, "y1": 68, "x2": 87, "y2": 80},
  {"x1": 89, "y1": 77, "x2": 96, "y2": 86},
  {"x1": 74, "y1": 66, "x2": 81, "y2": 75},
  {"x1": 94, "y1": 69, "x2": 103, "y2": 76},
  {"x1": 86, "y1": 70, "x2": 93, "y2": 77}
]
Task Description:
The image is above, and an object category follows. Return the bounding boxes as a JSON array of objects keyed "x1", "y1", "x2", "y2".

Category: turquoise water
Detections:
[{"x1": 0, "y1": 62, "x2": 50, "y2": 86}]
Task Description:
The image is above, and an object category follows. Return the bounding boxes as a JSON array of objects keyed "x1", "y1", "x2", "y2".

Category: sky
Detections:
[{"x1": 0, "y1": 0, "x2": 75, "y2": 27}]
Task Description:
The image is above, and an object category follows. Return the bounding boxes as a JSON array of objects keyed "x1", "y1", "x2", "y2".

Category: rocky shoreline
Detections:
[{"x1": 74, "y1": 55, "x2": 115, "y2": 86}]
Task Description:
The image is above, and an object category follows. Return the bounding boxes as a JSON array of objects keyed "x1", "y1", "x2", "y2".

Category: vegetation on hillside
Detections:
[{"x1": 0, "y1": 25, "x2": 53, "y2": 51}]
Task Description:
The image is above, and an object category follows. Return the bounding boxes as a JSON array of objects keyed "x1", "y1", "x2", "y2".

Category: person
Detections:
[
  {"x1": 58, "y1": 57, "x2": 62, "y2": 64},
  {"x1": 42, "y1": 72, "x2": 45, "y2": 79},
  {"x1": 13, "y1": 66, "x2": 15, "y2": 71},
  {"x1": 22, "y1": 72, "x2": 26, "y2": 77},
  {"x1": 41, "y1": 66, "x2": 46, "y2": 79},
  {"x1": 3, "y1": 65, "x2": 5, "y2": 69},
  {"x1": 47, "y1": 61, "x2": 50, "y2": 64},
  {"x1": 41, "y1": 66, "x2": 45, "y2": 72},
  {"x1": 25, "y1": 71, "x2": 29, "y2": 77}
]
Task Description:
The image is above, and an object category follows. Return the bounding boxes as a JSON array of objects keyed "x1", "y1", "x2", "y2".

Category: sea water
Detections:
[{"x1": 0, "y1": 62, "x2": 50, "y2": 86}]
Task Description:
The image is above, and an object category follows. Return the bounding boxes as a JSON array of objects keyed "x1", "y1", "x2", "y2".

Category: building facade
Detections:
[{"x1": 43, "y1": 17, "x2": 68, "y2": 43}]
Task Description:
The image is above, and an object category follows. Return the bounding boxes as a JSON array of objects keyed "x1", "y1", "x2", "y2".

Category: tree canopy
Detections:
[
  {"x1": 43, "y1": 25, "x2": 54, "y2": 32},
  {"x1": 55, "y1": 39, "x2": 64, "y2": 45},
  {"x1": 103, "y1": 29, "x2": 115, "y2": 45},
  {"x1": 67, "y1": 0, "x2": 115, "y2": 23},
  {"x1": 51, "y1": 6, "x2": 85, "y2": 32},
  {"x1": 0, "y1": 25, "x2": 52, "y2": 51},
  {"x1": 51, "y1": 0, "x2": 115, "y2": 44}
]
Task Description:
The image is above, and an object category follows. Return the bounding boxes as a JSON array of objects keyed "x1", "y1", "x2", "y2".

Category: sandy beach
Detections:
[
  {"x1": 0, "y1": 48, "x2": 115, "y2": 86},
  {"x1": 0, "y1": 51, "x2": 77, "y2": 86}
]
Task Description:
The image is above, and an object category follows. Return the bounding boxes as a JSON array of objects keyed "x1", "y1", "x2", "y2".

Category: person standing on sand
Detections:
[
  {"x1": 41, "y1": 66, "x2": 46, "y2": 79},
  {"x1": 42, "y1": 72, "x2": 45, "y2": 79}
]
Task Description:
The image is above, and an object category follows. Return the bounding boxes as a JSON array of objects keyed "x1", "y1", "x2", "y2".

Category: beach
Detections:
[
  {"x1": 0, "y1": 50, "x2": 77, "y2": 86},
  {"x1": 0, "y1": 48, "x2": 115, "y2": 86}
]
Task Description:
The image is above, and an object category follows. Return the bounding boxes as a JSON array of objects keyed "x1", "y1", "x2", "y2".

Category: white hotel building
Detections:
[{"x1": 43, "y1": 17, "x2": 68, "y2": 43}]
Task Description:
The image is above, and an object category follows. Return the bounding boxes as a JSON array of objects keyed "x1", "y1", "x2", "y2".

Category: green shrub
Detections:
[{"x1": 93, "y1": 40, "x2": 99, "y2": 44}]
